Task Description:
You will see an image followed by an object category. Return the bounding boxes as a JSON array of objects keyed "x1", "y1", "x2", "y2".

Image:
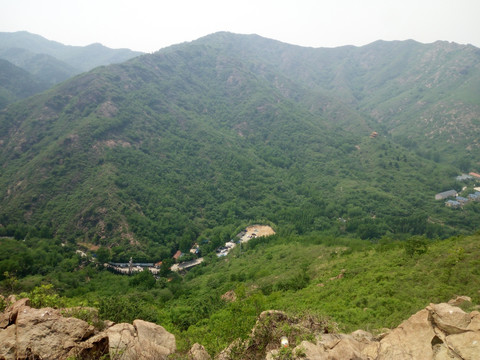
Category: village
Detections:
[
  {"x1": 103, "y1": 225, "x2": 275, "y2": 276},
  {"x1": 435, "y1": 172, "x2": 480, "y2": 209}
]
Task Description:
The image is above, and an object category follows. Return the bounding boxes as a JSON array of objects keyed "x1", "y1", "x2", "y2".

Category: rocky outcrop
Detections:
[
  {"x1": 189, "y1": 343, "x2": 212, "y2": 360},
  {"x1": 0, "y1": 297, "x2": 176, "y2": 360},
  {"x1": 107, "y1": 319, "x2": 177, "y2": 360},
  {"x1": 218, "y1": 299, "x2": 480, "y2": 360},
  {"x1": 290, "y1": 301, "x2": 480, "y2": 360}
]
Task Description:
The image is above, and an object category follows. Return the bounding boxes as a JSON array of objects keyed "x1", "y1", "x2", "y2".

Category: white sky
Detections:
[{"x1": 1, "y1": 0, "x2": 479, "y2": 53}]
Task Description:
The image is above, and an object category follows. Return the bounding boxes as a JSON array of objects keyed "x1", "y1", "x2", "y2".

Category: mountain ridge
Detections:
[
  {"x1": 1, "y1": 33, "x2": 479, "y2": 257},
  {"x1": 0, "y1": 31, "x2": 144, "y2": 101}
]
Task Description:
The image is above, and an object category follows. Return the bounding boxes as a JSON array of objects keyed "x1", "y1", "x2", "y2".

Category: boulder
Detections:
[
  {"x1": 189, "y1": 343, "x2": 212, "y2": 360},
  {"x1": 428, "y1": 302, "x2": 471, "y2": 334},
  {"x1": 228, "y1": 299, "x2": 480, "y2": 360},
  {"x1": 377, "y1": 308, "x2": 436, "y2": 359},
  {"x1": 15, "y1": 305, "x2": 95, "y2": 359},
  {"x1": 446, "y1": 331, "x2": 480, "y2": 360},
  {"x1": 134, "y1": 319, "x2": 176, "y2": 358},
  {"x1": 295, "y1": 333, "x2": 379, "y2": 360},
  {"x1": 0, "y1": 297, "x2": 29, "y2": 328},
  {"x1": 67, "y1": 332, "x2": 110, "y2": 360},
  {"x1": 107, "y1": 323, "x2": 138, "y2": 359},
  {"x1": 448, "y1": 295, "x2": 472, "y2": 306},
  {"x1": 0, "y1": 324, "x2": 16, "y2": 360},
  {"x1": 0, "y1": 298, "x2": 177, "y2": 360},
  {"x1": 106, "y1": 320, "x2": 177, "y2": 360}
]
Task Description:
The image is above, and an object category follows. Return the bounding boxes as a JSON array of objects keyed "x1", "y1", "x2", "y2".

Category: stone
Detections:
[
  {"x1": 15, "y1": 305, "x2": 95, "y2": 359},
  {"x1": 221, "y1": 290, "x2": 237, "y2": 302},
  {"x1": 0, "y1": 297, "x2": 29, "y2": 328},
  {"x1": 467, "y1": 311, "x2": 480, "y2": 331},
  {"x1": 107, "y1": 323, "x2": 138, "y2": 359},
  {"x1": 134, "y1": 319, "x2": 176, "y2": 358},
  {"x1": 448, "y1": 295, "x2": 472, "y2": 306},
  {"x1": 376, "y1": 309, "x2": 436, "y2": 359},
  {"x1": 446, "y1": 331, "x2": 480, "y2": 360},
  {"x1": 189, "y1": 343, "x2": 211, "y2": 360},
  {"x1": 0, "y1": 297, "x2": 177, "y2": 360},
  {"x1": 106, "y1": 320, "x2": 177, "y2": 360},
  {"x1": 67, "y1": 332, "x2": 110, "y2": 360},
  {"x1": 428, "y1": 303, "x2": 471, "y2": 334},
  {"x1": 0, "y1": 324, "x2": 16, "y2": 360}
]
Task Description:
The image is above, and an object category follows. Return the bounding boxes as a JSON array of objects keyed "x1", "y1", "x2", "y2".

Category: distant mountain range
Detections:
[
  {"x1": 0, "y1": 31, "x2": 143, "y2": 106},
  {"x1": 1, "y1": 32, "x2": 479, "y2": 258}
]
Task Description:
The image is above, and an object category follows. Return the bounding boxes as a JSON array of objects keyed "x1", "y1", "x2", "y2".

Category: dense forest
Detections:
[{"x1": 1, "y1": 33, "x2": 480, "y2": 260}]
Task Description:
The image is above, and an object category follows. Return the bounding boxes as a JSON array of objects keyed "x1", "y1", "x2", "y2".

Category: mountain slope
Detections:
[
  {"x1": 0, "y1": 47, "x2": 78, "y2": 85},
  {"x1": 0, "y1": 31, "x2": 144, "y2": 96},
  {"x1": 0, "y1": 58, "x2": 49, "y2": 108},
  {"x1": 1, "y1": 33, "x2": 479, "y2": 257},
  {"x1": 0, "y1": 31, "x2": 144, "y2": 72}
]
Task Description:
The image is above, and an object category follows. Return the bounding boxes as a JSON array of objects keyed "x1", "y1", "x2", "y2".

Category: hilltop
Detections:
[{"x1": 0, "y1": 31, "x2": 143, "y2": 105}]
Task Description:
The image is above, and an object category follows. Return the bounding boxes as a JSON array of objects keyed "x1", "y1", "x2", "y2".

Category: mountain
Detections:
[
  {"x1": 0, "y1": 47, "x2": 78, "y2": 85},
  {"x1": 1, "y1": 32, "x2": 480, "y2": 259},
  {"x1": 0, "y1": 31, "x2": 144, "y2": 91},
  {"x1": 0, "y1": 58, "x2": 49, "y2": 108}
]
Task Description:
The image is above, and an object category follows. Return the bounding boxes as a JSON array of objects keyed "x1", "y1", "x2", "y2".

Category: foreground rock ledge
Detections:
[
  {"x1": 217, "y1": 300, "x2": 480, "y2": 360},
  {"x1": 0, "y1": 298, "x2": 176, "y2": 360},
  {"x1": 272, "y1": 302, "x2": 480, "y2": 360},
  {"x1": 1, "y1": 296, "x2": 480, "y2": 359}
]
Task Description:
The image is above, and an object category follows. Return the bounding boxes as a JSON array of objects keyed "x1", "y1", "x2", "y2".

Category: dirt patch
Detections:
[
  {"x1": 240, "y1": 225, "x2": 275, "y2": 243},
  {"x1": 78, "y1": 242, "x2": 100, "y2": 251},
  {"x1": 245, "y1": 225, "x2": 275, "y2": 237}
]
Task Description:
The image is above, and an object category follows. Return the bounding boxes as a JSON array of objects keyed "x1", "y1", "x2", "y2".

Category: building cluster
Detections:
[{"x1": 435, "y1": 173, "x2": 480, "y2": 209}]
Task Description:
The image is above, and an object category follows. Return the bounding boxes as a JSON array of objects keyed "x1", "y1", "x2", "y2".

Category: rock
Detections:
[
  {"x1": 467, "y1": 311, "x2": 480, "y2": 331},
  {"x1": 221, "y1": 290, "x2": 237, "y2": 302},
  {"x1": 428, "y1": 302, "x2": 471, "y2": 334},
  {"x1": 296, "y1": 333, "x2": 378, "y2": 360},
  {"x1": 106, "y1": 320, "x2": 177, "y2": 360},
  {"x1": 446, "y1": 331, "x2": 480, "y2": 360},
  {"x1": 238, "y1": 302, "x2": 480, "y2": 360},
  {"x1": 189, "y1": 343, "x2": 211, "y2": 360},
  {"x1": 15, "y1": 305, "x2": 95, "y2": 359},
  {"x1": 0, "y1": 297, "x2": 29, "y2": 328},
  {"x1": 0, "y1": 297, "x2": 177, "y2": 360},
  {"x1": 67, "y1": 332, "x2": 110, "y2": 360},
  {"x1": 107, "y1": 323, "x2": 138, "y2": 359},
  {"x1": 448, "y1": 295, "x2": 472, "y2": 306},
  {"x1": 377, "y1": 309, "x2": 436, "y2": 359},
  {"x1": 134, "y1": 319, "x2": 176, "y2": 358},
  {"x1": 6, "y1": 295, "x2": 17, "y2": 305},
  {"x1": 0, "y1": 324, "x2": 16, "y2": 360}
]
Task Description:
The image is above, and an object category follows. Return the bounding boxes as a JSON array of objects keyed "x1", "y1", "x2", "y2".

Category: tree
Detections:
[
  {"x1": 96, "y1": 246, "x2": 111, "y2": 264},
  {"x1": 404, "y1": 236, "x2": 428, "y2": 256}
]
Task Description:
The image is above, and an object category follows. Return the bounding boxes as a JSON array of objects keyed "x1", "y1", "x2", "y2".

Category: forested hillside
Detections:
[
  {"x1": 0, "y1": 58, "x2": 49, "y2": 108},
  {"x1": 1, "y1": 33, "x2": 480, "y2": 260}
]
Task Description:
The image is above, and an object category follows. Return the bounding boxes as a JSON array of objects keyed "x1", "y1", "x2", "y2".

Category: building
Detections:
[
  {"x1": 468, "y1": 192, "x2": 480, "y2": 202},
  {"x1": 435, "y1": 190, "x2": 457, "y2": 200},
  {"x1": 173, "y1": 250, "x2": 183, "y2": 261},
  {"x1": 456, "y1": 196, "x2": 469, "y2": 205},
  {"x1": 456, "y1": 174, "x2": 473, "y2": 181},
  {"x1": 469, "y1": 172, "x2": 480, "y2": 179},
  {"x1": 445, "y1": 200, "x2": 461, "y2": 209}
]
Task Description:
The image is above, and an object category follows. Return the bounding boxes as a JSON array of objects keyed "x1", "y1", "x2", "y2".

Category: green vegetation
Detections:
[{"x1": 2, "y1": 231, "x2": 479, "y2": 356}]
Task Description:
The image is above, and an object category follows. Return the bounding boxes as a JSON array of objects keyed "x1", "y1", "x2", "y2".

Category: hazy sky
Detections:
[{"x1": 1, "y1": 0, "x2": 479, "y2": 53}]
